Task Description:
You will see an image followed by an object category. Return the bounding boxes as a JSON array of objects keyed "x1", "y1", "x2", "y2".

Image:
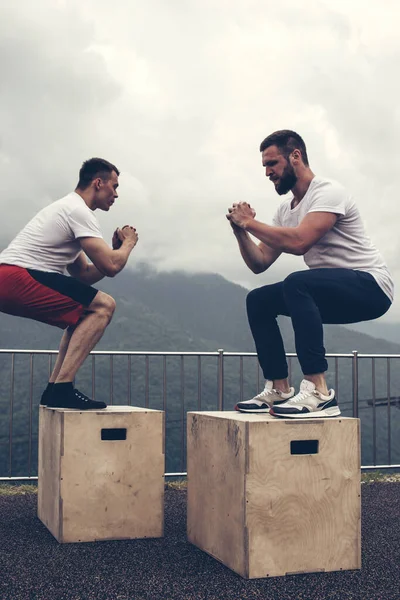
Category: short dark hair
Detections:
[
  {"x1": 76, "y1": 158, "x2": 120, "y2": 190},
  {"x1": 259, "y1": 130, "x2": 309, "y2": 166}
]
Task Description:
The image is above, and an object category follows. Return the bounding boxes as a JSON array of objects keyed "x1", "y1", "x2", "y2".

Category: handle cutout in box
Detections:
[
  {"x1": 290, "y1": 439, "x2": 319, "y2": 455},
  {"x1": 101, "y1": 428, "x2": 127, "y2": 441}
]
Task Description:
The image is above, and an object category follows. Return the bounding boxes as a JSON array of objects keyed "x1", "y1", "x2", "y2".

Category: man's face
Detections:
[
  {"x1": 261, "y1": 145, "x2": 297, "y2": 195},
  {"x1": 94, "y1": 171, "x2": 119, "y2": 211}
]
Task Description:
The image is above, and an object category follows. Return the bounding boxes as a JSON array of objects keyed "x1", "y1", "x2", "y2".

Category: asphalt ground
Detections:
[{"x1": 0, "y1": 483, "x2": 399, "y2": 600}]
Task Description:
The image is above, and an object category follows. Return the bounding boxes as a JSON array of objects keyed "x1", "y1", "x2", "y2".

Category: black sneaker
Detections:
[
  {"x1": 40, "y1": 382, "x2": 56, "y2": 406},
  {"x1": 40, "y1": 389, "x2": 51, "y2": 406},
  {"x1": 47, "y1": 386, "x2": 107, "y2": 410}
]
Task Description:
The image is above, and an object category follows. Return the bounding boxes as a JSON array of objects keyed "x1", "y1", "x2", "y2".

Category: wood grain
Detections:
[
  {"x1": 38, "y1": 406, "x2": 165, "y2": 543},
  {"x1": 187, "y1": 412, "x2": 248, "y2": 576},
  {"x1": 187, "y1": 411, "x2": 361, "y2": 579}
]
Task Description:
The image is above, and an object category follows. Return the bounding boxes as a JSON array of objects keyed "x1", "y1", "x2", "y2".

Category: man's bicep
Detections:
[
  {"x1": 79, "y1": 237, "x2": 113, "y2": 275},
  {"x1": 297, "y1": 212, "x2": 338, "y2": 250}
]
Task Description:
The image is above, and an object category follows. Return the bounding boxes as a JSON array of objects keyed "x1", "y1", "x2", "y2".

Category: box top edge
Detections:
[
  {"x1": 187, "y1": 411, "x2": 357, "y2": 423},
  {"x1": 42, "y1": 406, "x2": 163, "y2": 414}
]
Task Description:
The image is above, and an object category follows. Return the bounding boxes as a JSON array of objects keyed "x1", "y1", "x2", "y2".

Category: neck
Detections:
[
  {"x1": 291, "y1": 169, "x2": 315, "y2": 208},
  {"x1": 75, "y1": 187, "x2": 96, "y2": 210}
]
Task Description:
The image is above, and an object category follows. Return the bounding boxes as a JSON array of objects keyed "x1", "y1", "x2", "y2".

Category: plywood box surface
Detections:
[
  {"x1": 38, "y1": 406, "x2": 164, "y2": 543},
  {"x1": 187, "y1": 411, "x2": 361, "y2": 579}
]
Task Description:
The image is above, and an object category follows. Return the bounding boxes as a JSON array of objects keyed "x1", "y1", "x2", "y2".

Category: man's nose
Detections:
[{"x1": 265, "y1": 166, "x2": 272, "y2": 177}]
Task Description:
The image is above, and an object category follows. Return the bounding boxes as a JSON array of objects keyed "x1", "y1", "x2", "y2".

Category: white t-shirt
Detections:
[
  {"x1": 272, "y1": 177, "x2": 394, "y2": 302},
  {"x1": 0, "y1": 192, "x2": 103, "y2": 275}
]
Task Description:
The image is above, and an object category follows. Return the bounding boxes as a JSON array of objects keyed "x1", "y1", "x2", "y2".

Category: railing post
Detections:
[
  {"x1": 352, "y1": 350, "x2": 359, "y2": 418},
  {"x1": 217, "y1": 348, "x2": 224, "y2": 411}
]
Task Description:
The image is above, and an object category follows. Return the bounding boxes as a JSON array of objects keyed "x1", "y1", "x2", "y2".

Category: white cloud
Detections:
[{"x1": 0, "y1": 0, "x2": 399, "y2": 321}]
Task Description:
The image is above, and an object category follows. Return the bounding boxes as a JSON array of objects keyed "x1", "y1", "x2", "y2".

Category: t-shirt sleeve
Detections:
[
  {"x1": 306, "y1": 180, "x2": 347, "y2": 216},
  {"x1": 68, "y1": 205, "x2": 103, "y2": 240},
  {"x1": 272, "y1": 207, "x2": 282, "y2": 227}
]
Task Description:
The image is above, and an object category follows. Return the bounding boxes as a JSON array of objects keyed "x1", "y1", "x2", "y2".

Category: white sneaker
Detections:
[
  {"x1": 271, "y1": 379, "x2": 341, "y2": 419},
  {"x1": 235, "y1": 380, "x2": 295, "y2": 413}
]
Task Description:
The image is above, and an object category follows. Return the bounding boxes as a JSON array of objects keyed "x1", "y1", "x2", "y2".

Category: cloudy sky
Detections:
[{"x1": 1, "y1": 0, "x2": 400, "y2": 320}]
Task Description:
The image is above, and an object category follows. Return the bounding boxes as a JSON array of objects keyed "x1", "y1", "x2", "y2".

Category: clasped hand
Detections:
[
  {"x1": 226, "y1": 202, "x2": 256, "y2": 229},
  {"x1": 112, "y1": 225, "x2": 139, "y2": 249}
]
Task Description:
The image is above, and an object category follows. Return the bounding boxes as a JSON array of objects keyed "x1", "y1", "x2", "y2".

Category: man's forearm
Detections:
[
  {"x1": 234, "y1": 229, "x2": 268, "y2": 273},
  {"x1": 108, "y1": 240, "x2": 136, "y2": 275},
  {"x1": 244, "y1": 220, "x2": 304, "y2": 255}
]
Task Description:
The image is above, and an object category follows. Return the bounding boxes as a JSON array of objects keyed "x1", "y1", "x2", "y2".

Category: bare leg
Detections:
[
  {"x1": 274, "y1": 375, "x2": 329, "y2": 395},
  {"x1": 55, "y1": 291, "x2": 116, "y2": 383},
  {"x1": 273, "y1": 377, "x2": 291, "y2": 393},
  {"x1": 304, "y1": 373, "x2": 329, "y2": 395},
  {"x1": 49, "y1": 326, "x2": 75, "y2": 382}
]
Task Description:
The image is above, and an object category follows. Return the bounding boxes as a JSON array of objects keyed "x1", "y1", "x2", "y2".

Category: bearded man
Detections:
[{"x1": 228, "y1": 130, "x2": 393, "y2": 418}]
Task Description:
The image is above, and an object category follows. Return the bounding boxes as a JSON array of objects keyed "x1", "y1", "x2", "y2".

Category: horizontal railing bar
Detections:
[
  {"x1": 0, "y1": 477, "x2": 38, "y2": 482},
  {"x1": 165, "y1": 466, "x2": 400, "y2": 475},
  {"x1": 1, "y1": 348, "x2": 400, "y2": 358},
  {"x1": 3, "y1": 464, "x2": 399, "y2": 483},
  {"x1": 0, "y1": 349, "x2": 222, "y2": 356},
  {"x1": 361, "y1": 464, "x2": 400, "y2": 471}
]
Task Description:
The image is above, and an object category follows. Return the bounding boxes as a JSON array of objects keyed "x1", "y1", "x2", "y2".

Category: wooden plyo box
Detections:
[
  {"x1": 187, "y1": 411, "x2": 361, "y2": 579},
  {"x1": 38, "y1": 406, "x2": 164, "y2": 543}
]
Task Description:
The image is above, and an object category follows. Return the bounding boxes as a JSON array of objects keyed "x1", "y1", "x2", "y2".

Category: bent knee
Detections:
[
  {"x1": 283, "y1": 271, "x2": 306, "y2": 290},
  {"x1": 246, "y1": 285, "x2": 276, "y2": 307},
  {"x1": 89, "y1": 292, "x2": 116, "y2": 317},
  {"x1": 246, "y1": 286, "x2": 271, "y2": 316},
  {"x1": 100, "y1": 293, "x2": 117, "y2": 316},
  {"x1": 246, "y1": 288, "x2": 261, "y2": 310}
]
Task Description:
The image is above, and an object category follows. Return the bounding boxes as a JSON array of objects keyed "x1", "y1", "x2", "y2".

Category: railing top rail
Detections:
[
  {"x1": 0, "y1": 349, "x2": 221, "y2": 356},
  {"x1": 1, "y1": 349, "x2": 400, "y2": 358}
]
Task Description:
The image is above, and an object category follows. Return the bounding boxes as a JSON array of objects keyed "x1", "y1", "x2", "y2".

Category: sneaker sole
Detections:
[
  {"x1": 234, "y1": 404, "x2": 271, "y2": 413},
  {"x1": 46, "y1": 403, "x2": 107, "y2": 410},
  {"x1": 271, "y1": 406, "x2": 341, "y2": 419},
  {"x1": 47, "y1": 407, "x2": 107, "y2": 411}
]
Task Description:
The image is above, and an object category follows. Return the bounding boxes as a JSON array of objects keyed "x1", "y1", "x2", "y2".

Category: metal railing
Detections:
[{"x1": 0, "y1": 348, "x2": 399, "y2": 481}]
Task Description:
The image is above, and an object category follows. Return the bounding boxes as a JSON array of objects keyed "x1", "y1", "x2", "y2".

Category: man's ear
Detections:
[
  {"x1": 290, "y1": 149, "x2": 301, "y2": 166},
  {"x1": 294, "y1": 149, "x2": 302, "y2": 161}
]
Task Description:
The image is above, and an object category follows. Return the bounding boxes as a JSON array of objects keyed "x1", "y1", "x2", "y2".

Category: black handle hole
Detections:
[
  {"x1": 291, "y1": 439, "x2": 319, "y2": 455},
  {"x1": 101, "y1": 428, "x2": 127, "y2": 441}
]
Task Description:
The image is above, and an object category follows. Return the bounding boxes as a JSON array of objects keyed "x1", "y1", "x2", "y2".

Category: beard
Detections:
[{"x1": 275, "y1": 163, "x2": 297, "y2": 195}]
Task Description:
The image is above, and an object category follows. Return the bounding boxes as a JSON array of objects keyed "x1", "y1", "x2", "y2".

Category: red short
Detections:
[{"x1": 0, "y1": 264, "x2": 98, "y2": 329}]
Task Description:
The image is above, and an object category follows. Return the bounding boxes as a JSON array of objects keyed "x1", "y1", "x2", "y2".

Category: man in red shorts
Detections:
[{"x1": 0, "y1": 158, "x2": 138, "y2": 410}]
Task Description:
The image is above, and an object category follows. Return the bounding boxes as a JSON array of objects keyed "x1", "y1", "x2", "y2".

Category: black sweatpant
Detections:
[{"x1": 246, "y1": 268, "x2": 391, "y2": 380}]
